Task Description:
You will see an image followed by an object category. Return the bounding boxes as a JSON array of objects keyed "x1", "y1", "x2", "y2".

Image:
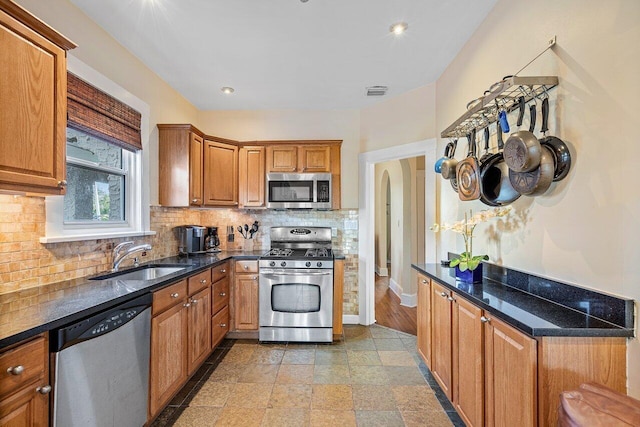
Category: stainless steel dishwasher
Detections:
[{"x1": 50, "y1": 293, "x2": 152, "y2": 427}]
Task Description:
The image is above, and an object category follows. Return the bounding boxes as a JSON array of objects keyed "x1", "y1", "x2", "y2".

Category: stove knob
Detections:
[
  {"x1": 317, "y1": 262, "x2": 323, "y2": 268},
  {"x1": 305, "y1": 261, "x2": 311, "y2": 268},
  {"x1": 281, "y1": 261, "x2": 287, "y2": 267},
  {"x1": 269, "y1": 261, "x2": 276, "y2": 267}
]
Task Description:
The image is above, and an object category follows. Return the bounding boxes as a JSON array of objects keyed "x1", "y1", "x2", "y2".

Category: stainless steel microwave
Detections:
[{"x1": 266, "y1": 173, "x2": 332, "y2": 209}]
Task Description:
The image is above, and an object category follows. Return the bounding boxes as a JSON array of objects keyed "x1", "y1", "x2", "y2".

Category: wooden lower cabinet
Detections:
[
  {"x1": 333, "y1": 259, "x2": 344, "y2": 337},
  {"x1": 0, "y1": 334, "x2": 49, "y2": 427},
  {"x1": 234, "y1": 274, "x2": 259, "y2": 331},
  {"x1": 211, "y1": 262, "x2": 230, "y2": 347},
  {"x1": 431, "y1": 282, "x2": 453, "y2": 398},
  {"x1": 485, "y1": 315, "x2": 537, "y2": 427},
  {"x1": 187, "y1": 286, "x2": 211, "y2": 375},
  {"x1": 416, "y1": 274, "x2": 431, "y2": 369},
  {"x1": 212, "y1": 306, "x2": 230, "y2": 348}
]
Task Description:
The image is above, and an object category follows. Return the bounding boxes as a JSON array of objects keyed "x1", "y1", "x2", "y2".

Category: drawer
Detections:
[
  {"x1": 235, "y1": 260, "x2": 258, "y2": 273},
  {"x1": 153, "y1": 280, "x2": 187, "y2": 315},
  {"x1": 0, "y1": 336, "x2": 46, "y2": 398},
  {"x1": 188, "y1": 269, "x2": 211, "y2": 295},
  {"x1": 212, "y1": 305, "x2": 229, "y2": 348},
  {"x1": 212, "y1": 276, "x2": 230, "y2": 315},
  {"x1": 212, "y1": 262, "x2": 229, "y2": 282}
]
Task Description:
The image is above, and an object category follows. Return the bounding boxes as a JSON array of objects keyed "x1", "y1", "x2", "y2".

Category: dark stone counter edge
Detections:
[
  {"x1": 0, "y1": 252, "x2": 261, "y2": 349},
  {"x1": 412, "y1": 264, "x2": 634, "y2": 339}
]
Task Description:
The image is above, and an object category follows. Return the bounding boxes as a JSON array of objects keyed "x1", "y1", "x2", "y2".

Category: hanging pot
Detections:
[
  {"x1": 456, "y1": 129, "x2": 482, "y2": 201},
  {"x1": 441, "y1": 139, "x2": 459, "y2": 180},
  {"x1": 539, "y1": 97, "x2": 571, "y2": 181},
  {"x1": 479, "y1": 121, "x2": 521, "y2": 206},
  {"x1": 508, "y1": 105, "x2": 554, "y2": 196},
  {"x1": 434, "y1": 142, "x2": 453, "y2": 173},
  {"x1": 504, "y1": 96, "x2": 542, "y2": 172}
]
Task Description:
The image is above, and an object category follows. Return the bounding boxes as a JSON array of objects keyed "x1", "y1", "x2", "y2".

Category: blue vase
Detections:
[{"x1": 455, "y1": 264, "x2": 483, "y2": 283}]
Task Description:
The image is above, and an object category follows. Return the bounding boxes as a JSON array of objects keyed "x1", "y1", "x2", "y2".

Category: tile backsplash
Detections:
[{"x1": 0, "y1": 195, "x2": 359, "y2": 315}]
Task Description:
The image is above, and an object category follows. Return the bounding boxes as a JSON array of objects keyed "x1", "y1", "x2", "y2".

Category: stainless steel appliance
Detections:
[
  {"x1": 266, "y1": 173, "x2": 332, "y2": 209},
  {"x1": 51, "y1": 293, "x2": 152, "y2": 427},
  {"x1": 205, "y1": 226, "x2": 221, "y2": 252},
  {"x1": 177, "y1": 225, "x2": 207, "y2": 254},
  {"x1": 259, "y1": 226, "x2": 334, "y2": 342}
]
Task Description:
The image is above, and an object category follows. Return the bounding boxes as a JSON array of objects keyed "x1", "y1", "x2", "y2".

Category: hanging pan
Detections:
[
  {"x1": 504, "y1": 95, "x2": 542, "y2": 172},
  {"x1": 539, "y1": 97, "x2": 571, "y2": 181},
  {"x1": 479, "y1": 121, "x2": 521, "y2": 206},
  {"x1": 440, "y1": 139, "x2": 458, "y2": 180},
  {"x1": 456, "y1": 128, "x2": 482, "y2": 201}
]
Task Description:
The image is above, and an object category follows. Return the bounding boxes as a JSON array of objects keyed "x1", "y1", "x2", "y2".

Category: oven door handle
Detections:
[{"x1": 260, "y1": 269, "x2": 333, "y2": 276}]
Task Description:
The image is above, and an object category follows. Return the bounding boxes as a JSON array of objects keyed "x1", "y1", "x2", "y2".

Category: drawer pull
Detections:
[
  {"x1": 219, "y1": 292, "x2": 226, "y2": 297},
  {"x1": 7, "y1": 365, "x2": 24, "y2": 375},
  {"x1": 220, "y1": 323, "x2": 227, "y2": 328},
  {"x1": 191, "y1": 198, "x2": 199, "y2": 203},
  {"x1": 220, "y1": 269, "x2": 226, "y2": 273},
  {"x1": 200, "y1": 279, "x2": 207, "y2": 284},
  {"x1": 171, "y1": 292, "x2": 179, "y2": 298},
  {"x1": 36, "y1": 385, "x2": 52, "y2": 394},
  {"x1": 480, "y1": 316, "x2": 491, "y2": 323},
  {"x1": 243, "y1": 265, "x2": 249, "y2": 270},
  {"x1": 183, "y1": 302, "x2": 191, "y2": 308}
]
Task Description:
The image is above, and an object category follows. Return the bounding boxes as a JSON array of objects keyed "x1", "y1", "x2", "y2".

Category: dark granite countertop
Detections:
[
  {"x1": 0, "y1": 251, "x2": 262, "y2": 349},
  {"x1": 412, "y1": 263, "x2": 634, "y2": 338}
]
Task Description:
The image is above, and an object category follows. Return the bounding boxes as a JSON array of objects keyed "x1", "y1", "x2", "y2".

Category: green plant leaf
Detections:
[
  {"x1": 449, "y1": 258, "x2": 460, "y2": 267},
  {"x1": 458, "y1": 261, "x2": 468, "y2": 271},
  {"x1": 468, "y1": 258, "x2": 480, "y2": 270}
]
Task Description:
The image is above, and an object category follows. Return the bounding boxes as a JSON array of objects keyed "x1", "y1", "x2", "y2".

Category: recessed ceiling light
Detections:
[
  {"x1": 221, "y1": 87, "x2": 235, "y2": 94},
  {"x1": 390, "y1": 22, "x2": 408, "y2": 35}
]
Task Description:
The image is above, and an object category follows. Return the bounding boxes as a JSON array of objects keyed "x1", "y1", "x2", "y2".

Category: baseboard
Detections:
[
  {"x1": 375, "y1": 265, "x2": 389, "y2": 276},
  {"x1": 342, "y1": 314, "x2": 359, "y2": 324},
  {"x1": 389, "y1": 278, "x2": 402, "y2": 298},
  {"x1": 400, "y1": 293, "x2": 417, "y2": 308}
]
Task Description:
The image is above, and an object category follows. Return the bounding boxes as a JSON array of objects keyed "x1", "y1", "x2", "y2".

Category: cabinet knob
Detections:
[
  {"x1": 191, "y1": 198, "x2": 199, "y2": 203},
  {"x1": 480, "y1": 316, "x2": 491, "y2": 323},
  {"x1": 191, "y1": 298, "x2": 198, "y2": 305},
  {"x1": 171, "y1": 292, "x2": 179, "y2": 298},
  {"x1": 219, "y1": 292, "x2": 226, "y2": 297},
  {"x1": 440, "y1": 292, "x2": 447, "y2": 298},
  {"x1": 220, "y1": 323, "x2": 227, "y2": 328},
  {"x1": 220, "y1": 269, "x2": 226, "y2": 273},
  {"x1": 243, "y1": 265, "x2": 249, "y2": 270},
  {"x1": 183, "y1": 302, "x2": 191, "y2": 307},
  {"x1": 7, "y1": 365, "x2": 24, "y2": 375},
  {"x1": 57, "y1": 180, "x2": 67, "y2": 187},
  {"x1": 200, "y1": 279, "x2": 207, "y2": 284},
  {"x1": 447, "y1": 296, "x2": 455, "y2": 302},
  {"x1": 421, "y1": 279, "x2": 427, "y2": 284},
  {"x1": 36, "y1": 385, "x2": 52, "y2": 395},
  {"x1": 251, "y1": 276, "x2": 257, "y2": 280}
]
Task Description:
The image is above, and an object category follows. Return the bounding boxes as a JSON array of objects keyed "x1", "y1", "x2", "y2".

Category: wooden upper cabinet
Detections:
[
  {"x1": 204, "y1": 138, "x2": 238, "y2": 207},
  {"x1": 266, "y1": 145, "x2": 297, "y2": 173},
  {"x1": 0, "y1": 1, "x2": 75, "y2": 195},
  {"x1": 299, "y1": 145, "x2": 331, "y2": 172},
  {"x1": 158, "y1": 125, "x2": 205, "y2": 207},
  {"x1": 238, "y1": 146, "x2": 265, "y2": 208}
]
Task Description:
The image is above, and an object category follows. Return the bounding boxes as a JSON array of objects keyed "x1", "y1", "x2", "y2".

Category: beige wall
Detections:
[
  {"x1": 435, "y1": 0, "x2": 640, "y2": 396},
  {"x1": 197, "y1": 109, "x2": 361, "y2": 209}
]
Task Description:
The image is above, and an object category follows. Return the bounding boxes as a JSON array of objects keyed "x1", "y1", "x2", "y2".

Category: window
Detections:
[{"x1": 41, "y1": 59, "x2": 153, "y2": 243}]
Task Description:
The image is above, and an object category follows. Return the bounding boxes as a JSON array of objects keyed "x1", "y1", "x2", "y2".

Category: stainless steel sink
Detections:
[{"x1": 90, "y1": 265, "x2": 187, "y2": 281}]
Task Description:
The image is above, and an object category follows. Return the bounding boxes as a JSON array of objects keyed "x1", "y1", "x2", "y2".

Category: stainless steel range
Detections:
[{"x1": 259, "y1": 226, "x2": 334, "y2": 343}]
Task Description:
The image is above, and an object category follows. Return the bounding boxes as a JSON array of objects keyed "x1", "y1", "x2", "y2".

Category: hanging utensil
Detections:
[
  {"x1": 539, "y1": 97, "x2": 571, "y2": 181},
  {"x1": 479, "y1": 120, "x2": 521, "y2": 206},
  {"x1": 456, "y1": 128, "x2": 482, "y2": 201},
  {"x1": 441, "y1": 139, "x2": 458, "y2": 180},
  {"x1": 435, "y1": 142, "x2": 453, "y2": 173},
  {"x1": 504, "y1": 95, "x2": 542, "y2": 172}
]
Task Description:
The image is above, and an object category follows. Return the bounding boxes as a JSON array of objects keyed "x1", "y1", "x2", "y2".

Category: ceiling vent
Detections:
[{"x1": 366, "y1": 86, "x2": 388, "y2": 96}]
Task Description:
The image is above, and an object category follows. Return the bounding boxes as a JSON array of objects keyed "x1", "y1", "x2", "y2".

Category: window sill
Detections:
[{"x1": 39, "y1": 230, "x2": 156, "y2": 244}]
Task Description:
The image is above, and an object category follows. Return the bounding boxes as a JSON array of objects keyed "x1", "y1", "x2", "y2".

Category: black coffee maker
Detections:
[{"x1": 205, "y1": 227, "x2": 221, "y2": 253}]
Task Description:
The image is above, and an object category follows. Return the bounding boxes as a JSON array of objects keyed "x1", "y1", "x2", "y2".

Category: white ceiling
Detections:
[{"x1": 70, "y1": 0, "x2": 497, "y2": 110}]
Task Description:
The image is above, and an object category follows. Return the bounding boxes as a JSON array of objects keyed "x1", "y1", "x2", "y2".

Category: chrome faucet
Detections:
[{"x1": 112, "y1": 241, "x2": 152, "y2": 271}]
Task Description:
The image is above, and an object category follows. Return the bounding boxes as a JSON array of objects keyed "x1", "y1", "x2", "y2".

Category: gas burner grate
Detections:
[
  {"x1": 304, "y1": 248, "x2": 329, "y2": 258},
  {"x1": 266, "y1": 248, "x2": 293, "y2": 257}
]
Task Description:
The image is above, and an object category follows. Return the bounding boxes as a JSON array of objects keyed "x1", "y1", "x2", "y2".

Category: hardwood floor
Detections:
[{"x1": 375, "y1": 272, "x2": 417, "y2": 336}]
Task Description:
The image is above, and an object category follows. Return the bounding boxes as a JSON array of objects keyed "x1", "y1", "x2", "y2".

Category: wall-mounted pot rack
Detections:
[{"x1": 440, "y1": 76, "x2": 558, "y2": 139}]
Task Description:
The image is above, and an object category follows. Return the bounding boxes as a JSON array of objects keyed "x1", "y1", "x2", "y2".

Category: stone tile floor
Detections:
[{"x1": 151, "y1": 325, "x2": 464, "y2": 427}]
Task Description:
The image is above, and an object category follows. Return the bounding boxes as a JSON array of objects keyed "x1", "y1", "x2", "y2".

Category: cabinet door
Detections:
[
  {"x1": 212, "y1": 305, "x2": 230, "y2": 349},
  {"x1": 212, "y1": 276, "x2": 230, "y2": 315},
  {"x1": 239, "y1": 146, "x2": 265, "y2": 208},
  {"x1": 485, "y1": 316, "x2": 537, "y2": 427},
  {"x1": 234, "y1": 274, "x2": 259, "y2": 330},
  {"x1": 431, "y1": 282, "x2": 453, "y2": 399},
  {"x1": 417, "y1": 274, "x2": 431, "y2": 369},
  {"x1": 0, "y1": 8, "x2": 68, "y2": 195},
  {"x1": 266, "y1": 146, "x2": 297, "y2": 172},
  {"x1": 188, "y1": 286, "x2": 212, "y2": 375},
  {"x1": 189, "y1": 133, "x2": 204, "y2": 206},
  {"x1": 0, "y1": 380, "x2": 49, "y2": 427},
  {"x1": 333, "y1": 259, "x2": 344, "y2": 337},
  {"x1": 453, "y1": 296, "x2": 484, "y2": 427},
  {"x1": 149, "y1": 302, "x2": 188, "y2": 418},
  {"x1": 203, "y1": 140, "x2": 238, "y2": 206},
  {"x1": 299, "y1": 145, "x2": 331, "y2": 172}
]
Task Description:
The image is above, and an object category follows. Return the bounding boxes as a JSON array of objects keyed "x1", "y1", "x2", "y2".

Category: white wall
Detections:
[
  {"x1": 198, "y1": 110, "x2": 361, "y2": 209},
  {"x1": 435, "y1": 0, "x2": 640, "y2": 396}
]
